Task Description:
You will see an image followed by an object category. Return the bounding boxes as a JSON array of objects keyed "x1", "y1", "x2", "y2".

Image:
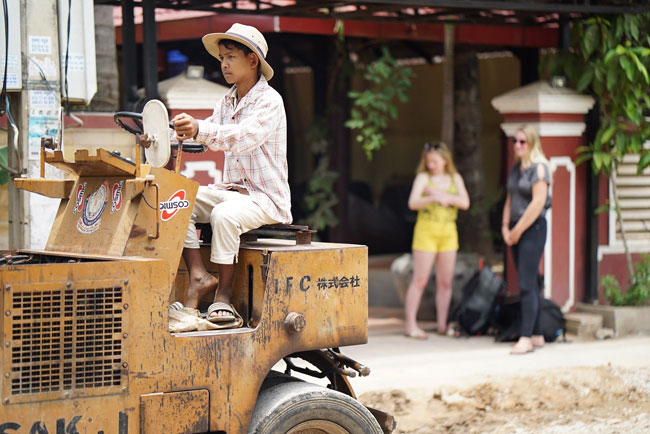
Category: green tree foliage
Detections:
[
  {"x1": 602, "y1": 254, "x2": 650, "y2": 306},
  {"x1": 300, "y1": 118, "x2": 339, "y2": 235},
  {"x1": 543, "y1": 12, "x2": 650, "y2": 288},
  {"x1": 542, "y1": 12, "x2": 650, "y2": 174},
  {"x1": 304, "y1": 41, "x2": 413, "y2": 235},
  {"x1": 345, "y1": 46, "x2": 413, "y2": 160},
  {"x1": 300, "y1": 21, "x2": 348, "y2": 236}
]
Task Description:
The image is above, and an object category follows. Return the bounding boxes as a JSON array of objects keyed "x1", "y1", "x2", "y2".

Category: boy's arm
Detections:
[
  {"x1": 171, "y1": 105, "x2": 221, "y2": 143},
  {"x1": 195, "y1": 95, "x2": 283, "y2": 154}
]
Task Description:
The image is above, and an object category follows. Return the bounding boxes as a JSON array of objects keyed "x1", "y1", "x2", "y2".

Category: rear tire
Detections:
[{"x1": 247, "y1": 380, "x2": 383, "y2": 434}]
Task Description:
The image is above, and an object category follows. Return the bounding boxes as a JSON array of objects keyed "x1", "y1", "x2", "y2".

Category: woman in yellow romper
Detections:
[{"x1": 404, "y1": 142, "x2": 470, "y2": 339}]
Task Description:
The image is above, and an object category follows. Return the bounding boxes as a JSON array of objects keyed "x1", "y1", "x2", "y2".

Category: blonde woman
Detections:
[
  {"x1": 502, "y1": 125, "x2": 551, "y2": 354},
  {"x1": 404, "y1": 142, "x2": 470, "y2": 339}
]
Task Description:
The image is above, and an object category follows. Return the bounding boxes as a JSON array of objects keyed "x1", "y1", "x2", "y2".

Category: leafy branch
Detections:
[
  {"x1": 300, "y1": 118, "x2": 339, "y2": 235},
  {"x1": 542, "y1": 13, "x2": 650, "y2": 174},
  {"x1": 345, "y1": 46, "x2": 413, "y2": 160}
]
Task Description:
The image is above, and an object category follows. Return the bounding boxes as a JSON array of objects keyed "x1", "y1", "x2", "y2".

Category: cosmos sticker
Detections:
[
  {"x1": 111, "y1": 181, "x2": 124, "y2": 214},
  {"x1": 160, "y1": 189, "x2": 190, "y2": 221},
  {"x1": 77, "y1": 181, "x2": 109, "y2": 234},
  {"x1": 72, "y1": 182, "x2": 86, "y2": 214}
]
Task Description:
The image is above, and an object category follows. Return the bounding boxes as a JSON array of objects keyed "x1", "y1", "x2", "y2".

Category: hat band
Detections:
[{"x1": 225, "y1": 31, "x2": 266, "y2": 60}]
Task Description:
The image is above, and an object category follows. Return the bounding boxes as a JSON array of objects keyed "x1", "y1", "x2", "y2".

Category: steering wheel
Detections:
[
  {"x1": 113, "y1": 111, "x2": 206, "y2": 153},
  {"x1": 114, "y1": 111, "x2": 147, "y2": 135}
]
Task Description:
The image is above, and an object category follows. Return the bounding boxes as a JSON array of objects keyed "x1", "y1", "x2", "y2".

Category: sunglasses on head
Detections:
[{"x1": 424, "y1": 142, "x2": 442, "y2": 151}]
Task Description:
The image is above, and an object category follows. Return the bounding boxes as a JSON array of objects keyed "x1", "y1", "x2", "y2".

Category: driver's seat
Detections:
[{"x1": 198, "y1": 223, "x2": 316, "y2": 246}]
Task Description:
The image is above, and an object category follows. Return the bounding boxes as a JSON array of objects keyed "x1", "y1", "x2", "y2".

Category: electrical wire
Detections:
[
  {"x1": 6, "y1": 95, "x2": 20, "y2": 171},
  {"x1": 0, "y1": 159, "x2": 16, "y2": 174},
  {"x1": 25, "y1": 55, "x2": 56, "y2": 93},
  {"x1": 1, "y1": 95, "x2": 20, "y2": 175},
  {"x1": 0, "y1": 160, "x2": 17, "y2": 174},
  {"x1": 141, "y1": 190, "x2": 158, "y2": 210},
  {"x1": 63, "y1": 0, "x2": 72, "y2": 115},
  {"x1": 0, "y1": 0, "x2": 9, "y2": 116},
  {"x1": 67, "y1": 112, "x2": 84, "y2": 128}
]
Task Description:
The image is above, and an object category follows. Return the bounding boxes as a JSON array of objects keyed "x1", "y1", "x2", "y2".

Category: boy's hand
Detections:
[{"x1": 172, "y1": 113, "x2": 198, "y2": 141}]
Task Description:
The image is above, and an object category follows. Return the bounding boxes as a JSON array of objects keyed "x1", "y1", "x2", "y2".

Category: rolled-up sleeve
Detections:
[{"x1": 196, "y1": 95, "x2": 282, "y2": 154}]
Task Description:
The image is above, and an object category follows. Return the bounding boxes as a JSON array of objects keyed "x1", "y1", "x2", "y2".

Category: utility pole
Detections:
[
  {"x1": 8, "y1": 0, "x2": 61, "y2": 249},
  {"x1": 142, "y1": 0, "x2": 159, "y2": 103}
]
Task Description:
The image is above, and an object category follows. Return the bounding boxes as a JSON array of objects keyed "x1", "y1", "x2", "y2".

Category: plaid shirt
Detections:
[{"x1": 194, "y1": 77, "x2": 292, "y2": 223}]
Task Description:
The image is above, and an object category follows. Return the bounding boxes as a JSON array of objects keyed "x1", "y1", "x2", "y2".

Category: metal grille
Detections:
[{"x1": 6, "y1": 283, "x2": 127, "y2": 403}]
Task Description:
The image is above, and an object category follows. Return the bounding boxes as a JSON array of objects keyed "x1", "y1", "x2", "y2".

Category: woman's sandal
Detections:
[{"x1": 404, "y1": 330, "x2": 429, "y2": 340}]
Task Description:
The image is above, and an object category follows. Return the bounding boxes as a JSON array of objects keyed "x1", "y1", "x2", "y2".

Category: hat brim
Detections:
[{"x1": 202, "y1": 33, "x2": 274, "y2": 81}]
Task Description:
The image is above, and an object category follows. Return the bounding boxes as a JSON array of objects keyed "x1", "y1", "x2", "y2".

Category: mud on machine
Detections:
[{"x1": 0, "y1": 101, "x2": 395, "y2": 433}]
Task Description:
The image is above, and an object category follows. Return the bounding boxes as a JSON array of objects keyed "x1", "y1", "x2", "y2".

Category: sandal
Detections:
[
  {"x1": 404, "y1": 330, "x2": 428, "y2": 340},
  {"x1": 206, "y1": 302, "x2": 242, "y2": 324}
]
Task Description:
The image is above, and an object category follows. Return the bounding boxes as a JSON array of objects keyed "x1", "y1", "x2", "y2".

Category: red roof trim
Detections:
[{"x1": 116, "y1": 14, "x2": 557, "y2": 48}]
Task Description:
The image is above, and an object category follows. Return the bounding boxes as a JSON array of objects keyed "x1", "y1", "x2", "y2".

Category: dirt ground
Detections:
[{"x1": 360, "y1": 365, "x2": 650, "y2": 433}]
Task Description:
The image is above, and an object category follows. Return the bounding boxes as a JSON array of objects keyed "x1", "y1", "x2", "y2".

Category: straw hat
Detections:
[{"x1": 202, "y1": 23, "x2": 274, "y2": 80}]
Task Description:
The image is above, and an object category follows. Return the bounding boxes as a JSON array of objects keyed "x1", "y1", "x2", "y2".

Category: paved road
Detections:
[{"x1": 342, "y1": 317, "x2": 650, "y2": 395}]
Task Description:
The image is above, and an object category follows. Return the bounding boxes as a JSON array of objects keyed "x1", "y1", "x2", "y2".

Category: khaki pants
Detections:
[{"x1": 184, "y1": 186, "x2": 279, "y2": 264}]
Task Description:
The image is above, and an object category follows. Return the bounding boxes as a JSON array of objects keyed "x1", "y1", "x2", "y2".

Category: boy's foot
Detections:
[
  {"x1": 185, "y1": 272, "x2": 218, "y2": 309},
  {"x1": 208, "y1": 293, "x2": 235, "y2": 320},
  {"x1": 206, "y1": 301, "x2": 239, "y2": 323}
]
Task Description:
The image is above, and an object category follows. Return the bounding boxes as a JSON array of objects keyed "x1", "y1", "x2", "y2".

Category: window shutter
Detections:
[{"x1": 613, "y1": 154, "x2": 650, "y2": 241}]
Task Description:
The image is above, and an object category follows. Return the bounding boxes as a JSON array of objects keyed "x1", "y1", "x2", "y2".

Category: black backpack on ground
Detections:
[
  {"x1": 493, "y1": 297, "x2": 521, "y2": 342},
  {"x1": 494, "y1": 298, "x2": 567, "y2": 342},
  {"x1": 452, "y1": 267, "x2": 505, "y2": 336},
  {"x1": 539, "y1": 298, "x2": 567, "y2": 342}
]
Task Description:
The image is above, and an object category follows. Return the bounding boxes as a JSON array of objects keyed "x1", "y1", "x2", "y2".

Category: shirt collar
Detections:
[{"x1": 225, "y1": 76, "x2": 268, "y2": 110}]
